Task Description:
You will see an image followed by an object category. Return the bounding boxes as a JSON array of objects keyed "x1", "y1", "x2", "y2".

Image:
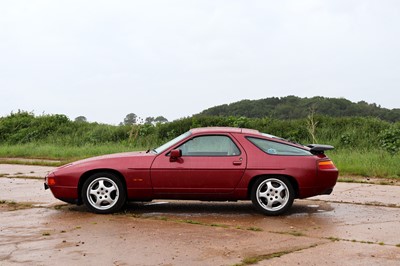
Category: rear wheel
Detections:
[
  {"x1": 82, "y1": 172, "x2": 126, "y2": 214},
  {"x1": 251, "y1": 176, "x2": 294, "y2": 215}
]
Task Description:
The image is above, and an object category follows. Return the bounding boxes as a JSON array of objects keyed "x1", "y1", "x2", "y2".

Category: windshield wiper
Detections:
[{"x1": 146, "y1": 149, "x2": 157, "y2": 154}]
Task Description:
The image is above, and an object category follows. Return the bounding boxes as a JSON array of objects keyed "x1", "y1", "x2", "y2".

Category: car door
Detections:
[{"x1": 150, "y1": 134, "x2": 246, "y2": 195}]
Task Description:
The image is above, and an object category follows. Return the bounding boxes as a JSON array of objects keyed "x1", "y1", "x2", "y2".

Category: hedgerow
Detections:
[{"x1": 0, "y1": 111, "x2": 395, "y2": 153}]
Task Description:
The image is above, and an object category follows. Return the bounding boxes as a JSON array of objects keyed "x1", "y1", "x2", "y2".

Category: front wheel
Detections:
[
  {"x1": 81, "y1": 172, "x2": 126, "y2": 214},
  {"x1": 251, "y1": 176, "x2": 294, "y2": 215}
]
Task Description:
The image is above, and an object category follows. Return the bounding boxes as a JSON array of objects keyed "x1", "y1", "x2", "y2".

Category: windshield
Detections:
[{"x1": 154, "y1": 131, "x2": 191, "y2": 154}]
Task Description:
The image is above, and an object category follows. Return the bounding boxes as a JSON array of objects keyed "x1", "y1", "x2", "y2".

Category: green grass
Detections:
[
  {"x1": 329, "y1": 148, "x2": 400, "y2": 178},
  {"x1": 0, "y1": 144, "x2": 399, "y2": 179},
  {"x1": 0, "y1": 143, "x2": 143, "y2": 162}
]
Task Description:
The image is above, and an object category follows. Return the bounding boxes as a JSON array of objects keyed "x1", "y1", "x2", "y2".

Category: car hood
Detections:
[
  {"x1": 70, "y1": 151, "x2": 147, "y2": 165},
  {"x1": 53, "y1": 151, "x2": 155, "y2": 173}
]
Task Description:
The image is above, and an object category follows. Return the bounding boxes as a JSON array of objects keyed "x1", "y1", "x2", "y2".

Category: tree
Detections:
[
  {"x1": 154, "y1": 116, "x2": 168, "y2": 123},
  {"x1": 74, "y1": 116, "x2": 87, "y2": 123},
  {"x1": 145, "y1": 117, "x2": 155, "y2": 124},
  {"x1": 123, "y1": 113, "x2": 137, "y2": 125}
]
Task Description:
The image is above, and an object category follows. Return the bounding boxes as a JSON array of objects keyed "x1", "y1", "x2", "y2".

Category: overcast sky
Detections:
[{"x1": 1, "y1": 0, "x2": 399, "y2": 124}]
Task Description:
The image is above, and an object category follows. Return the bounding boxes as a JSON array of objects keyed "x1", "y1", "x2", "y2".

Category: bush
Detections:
[
  {"x1": 0, "y1": 111, "x2": 396, "y2": 154},
  {"x1": 379, "y1": 126, "x2": 400, "y2": 155}
]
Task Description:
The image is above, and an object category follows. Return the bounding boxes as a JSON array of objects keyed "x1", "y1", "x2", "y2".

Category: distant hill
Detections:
[{"x1": 199, "y1": 96, "x2": 400, "y2": 122}]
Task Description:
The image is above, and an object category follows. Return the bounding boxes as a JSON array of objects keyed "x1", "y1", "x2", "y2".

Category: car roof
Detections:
[{"x1": 189, "y1": 127, "x2": 260, "y2": 135}]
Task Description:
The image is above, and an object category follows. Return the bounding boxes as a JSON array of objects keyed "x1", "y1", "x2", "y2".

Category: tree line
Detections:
[
  {"x1": 74, "y1": 113, "x2": 168, "y2": 125},
  {"x1": 200, "y1": 96, "x2": 400, "y2": 122}
]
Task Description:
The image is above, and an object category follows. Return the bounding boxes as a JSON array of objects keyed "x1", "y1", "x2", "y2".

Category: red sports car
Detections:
[{"x1": 45, "y1": 127, "x2": 338, "y2": 215}]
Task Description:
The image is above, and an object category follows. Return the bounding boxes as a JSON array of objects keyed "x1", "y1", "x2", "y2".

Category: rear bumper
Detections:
[{"x1": 299, "y1": 169, "x2": 338, "y2": 198}]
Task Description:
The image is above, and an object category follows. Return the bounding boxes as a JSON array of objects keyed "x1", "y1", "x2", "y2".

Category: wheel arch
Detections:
[
  {"x1": 77, "y1": 169, "x2": 127, "y2": 205},
  {"x1": 247, "y1": 174, "x2": 299, "y2": 199}
]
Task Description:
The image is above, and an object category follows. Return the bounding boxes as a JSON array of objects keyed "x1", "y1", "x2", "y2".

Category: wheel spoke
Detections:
[
  {"x1": 106, "y1": 184, "x2": 117, "y2": 193},
  {"x1": 275, "y1": 185, "x2": 285, "y2": 194},
  {"x1": 266, "y1": 199, "x2": 274, "y2": 209},
  {"x1": 98, "y1": 180, "x2": 105, "y2": 190},
  {"x1": 276, "y1": 196, "x2": 285, "y2": 204},
  {"x1": 265, "y1": 181, "x2": 273, "y2": 191},
  {"x1": 258, "y1": 191, "x2": 268, "y2": 199},
  {"x1": 95, "y1": 197, "x2": 103, "y2": 207},
  {"x1": 90, "y1": 188, "x2": 99, "y2": 196}
]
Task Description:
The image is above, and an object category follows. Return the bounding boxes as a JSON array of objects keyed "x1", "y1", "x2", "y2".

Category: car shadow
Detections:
[{"x1": 118, "y1": 199, "x2": 333, "y2": 217}]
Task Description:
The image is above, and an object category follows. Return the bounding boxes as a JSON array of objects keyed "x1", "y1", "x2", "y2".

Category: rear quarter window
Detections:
[
  {"x1": 177, "y1": 135, "x2": 241, "y2": 156},
  {"x1": 247, "y1": 137, "x2": 312, "y2": 156}
]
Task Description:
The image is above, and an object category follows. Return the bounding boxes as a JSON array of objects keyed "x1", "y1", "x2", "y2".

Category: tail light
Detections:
[{"x1": 318, "y1": 160, "x2": 336, "y2": 170}]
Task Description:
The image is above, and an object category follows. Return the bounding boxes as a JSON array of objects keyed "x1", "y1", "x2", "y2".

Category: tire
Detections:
[
  {"x1": 81, "y1": 172, "x2": 126, "y2": 214},
  {"x1": 251, "y1": 176, "x2": 294, "y2": 216}
]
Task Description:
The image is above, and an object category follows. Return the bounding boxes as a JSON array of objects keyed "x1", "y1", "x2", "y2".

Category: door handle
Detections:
[{"x1": 233, "y1": 157, "x2": 243, "y2": 165}]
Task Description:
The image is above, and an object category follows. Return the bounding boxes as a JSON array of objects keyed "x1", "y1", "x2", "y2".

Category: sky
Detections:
[{"x1": 1, "y1": 0, "x2": 399, "y2": 124}]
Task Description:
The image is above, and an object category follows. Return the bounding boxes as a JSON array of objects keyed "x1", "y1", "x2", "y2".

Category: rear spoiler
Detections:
[{"x1": 307, "y1": 144, "x2": 334, "y2": 155}]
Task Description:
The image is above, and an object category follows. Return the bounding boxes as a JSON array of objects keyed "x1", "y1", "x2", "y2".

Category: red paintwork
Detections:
[{"x1": 45, "y1": 127, "x2": 338, "y2": 204}]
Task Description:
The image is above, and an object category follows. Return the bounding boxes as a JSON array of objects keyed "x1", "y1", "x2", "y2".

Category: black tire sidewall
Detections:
[
  {"x1": 251, "y1": 176, "x2": 295, "y2": 216},
  {"x1": 81, "y1": 172, "x2": 126, "y2": 214}
]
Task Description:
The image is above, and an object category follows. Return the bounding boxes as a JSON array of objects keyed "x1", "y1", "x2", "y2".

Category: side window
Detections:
[
  {"x1": 247, "y1": 137, "x2": 312, "y2": 156},
  {"x1": 177, "y1": 135, "x2": 240, "y2": 156}
]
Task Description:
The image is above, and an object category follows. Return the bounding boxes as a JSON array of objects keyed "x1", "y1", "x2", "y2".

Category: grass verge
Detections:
[
  {"x1": 0, "y1": 144, "x2": 399, "y2": 178},
  {"x1": 329, "y1": 149, "x2": 400, "y2": 178}
]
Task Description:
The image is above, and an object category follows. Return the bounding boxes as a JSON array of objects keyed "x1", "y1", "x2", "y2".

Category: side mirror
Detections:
[{"x1": 169, "y1": 149, "x2": 182, "y2": 162}]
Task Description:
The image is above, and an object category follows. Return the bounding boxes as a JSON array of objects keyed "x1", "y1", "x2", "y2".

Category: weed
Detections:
[
  {"x1": 5, "y1": 175, "x2": 43, "y2": 180},
  {"x1": 54, "y1": 205, "x2": 64, "y2": 210},
  {"x1": 210, "y1": 223, "x2": 229, "y2": 228},
  {"x1": 338, "y1": 178, "x2": 368, "y2": 184},
  {"x1": 155, "y1": 216, "x2": 169, "y2": 221},
  {"x1": 247, "y1": 227, "x2": 263, "y2": 232},
  {"x1": 0, "y1": 200, "x2": 34, "y2": 210},
  {"x1": 327, "y1": 237, "x2": 340, "y2": 242},
  {"x1": 233, "y1": 244, "x2": 318, "y2": 266},
  {"x1": 273, "y1": 230, "x2": 305, "y2": 237},
  {"x1": 179, "y1": 219, "x2": 203, "y2": 225}
]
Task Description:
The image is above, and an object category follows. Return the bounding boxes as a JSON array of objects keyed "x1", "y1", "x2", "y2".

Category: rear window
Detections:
[{"x1": 247, "y1": 137, "x2": 312, "y2": 156}]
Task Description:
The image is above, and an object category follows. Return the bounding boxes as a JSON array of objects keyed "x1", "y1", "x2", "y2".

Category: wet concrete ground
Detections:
[{"x1": 1, "y1": 164, "x2": 400, "y2": 265}]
